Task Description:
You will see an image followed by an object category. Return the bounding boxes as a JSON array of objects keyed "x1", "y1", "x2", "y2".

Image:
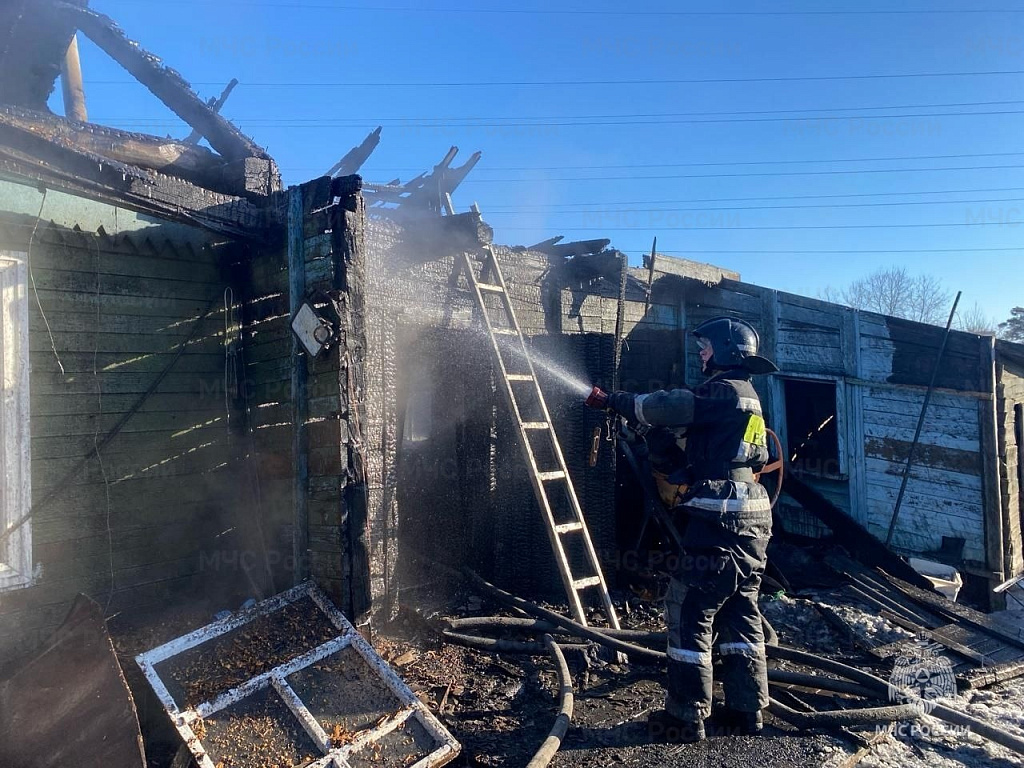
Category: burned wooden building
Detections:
[{"x1": 2, "y1": 0, "x2": 1024, "y2": 683}]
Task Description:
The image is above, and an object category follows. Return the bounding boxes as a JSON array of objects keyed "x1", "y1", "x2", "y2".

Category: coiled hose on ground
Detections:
[{"x1": 447, "y1": 568, "x2": 1024, "y2": 764}]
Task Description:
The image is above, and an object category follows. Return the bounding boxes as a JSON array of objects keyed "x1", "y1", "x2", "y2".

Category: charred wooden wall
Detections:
[
  {"x1": 362, "y1": 218, "x2": 622, "y2": 608},
  {"x1": 0, "y1": 195, "x2": 265, "y2": 667},
  {"x1": 239, "y1": 176, "x2": 370, "y2": 619}
]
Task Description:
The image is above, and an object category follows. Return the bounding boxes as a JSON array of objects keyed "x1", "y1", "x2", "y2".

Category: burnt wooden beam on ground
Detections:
[
  {"x1": 56, "y1": 3, "x2": 273, "y2": 169},
  {"x1": 785, "y1": 472, "x2": 934, "y2": 590}
]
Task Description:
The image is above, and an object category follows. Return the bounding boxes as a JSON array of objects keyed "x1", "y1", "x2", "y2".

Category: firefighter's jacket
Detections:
[{"x1": 632, "y1": 369, "x2": 772, "y2": 539}]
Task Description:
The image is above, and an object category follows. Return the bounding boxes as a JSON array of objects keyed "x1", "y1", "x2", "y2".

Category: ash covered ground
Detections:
[{"x1": 111, "y1": 578, "x2": 1024, "y2": 768}]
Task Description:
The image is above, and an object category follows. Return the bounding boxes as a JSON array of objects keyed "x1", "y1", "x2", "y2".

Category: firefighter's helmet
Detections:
[{"x1": 692, "y1": 316, "x2": 779, "y2": 374}]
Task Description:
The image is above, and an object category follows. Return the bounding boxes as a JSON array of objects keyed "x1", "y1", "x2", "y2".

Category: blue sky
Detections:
[{"x1": 67, "y1": 1, "x2": 1024, "y2": 325}]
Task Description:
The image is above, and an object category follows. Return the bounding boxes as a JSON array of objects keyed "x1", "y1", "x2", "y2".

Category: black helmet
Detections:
[{"x1": 692, "y1": 316, "x2": 779, "y2": 374}]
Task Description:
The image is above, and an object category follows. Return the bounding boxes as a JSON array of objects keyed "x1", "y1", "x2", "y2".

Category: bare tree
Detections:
[
  {"x1": 956, "y1": 302, "x2": 997, "y2": 336},
  {"x1": 819, "y1": 267, "x2": 951, "y2": 325}
]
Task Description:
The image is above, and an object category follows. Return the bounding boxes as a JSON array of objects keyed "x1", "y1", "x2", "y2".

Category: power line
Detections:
[
  {"x1": 286, "y1": 150, "x2": 1024, "y2": 173},
  {"x1": 96, "y1": 107, "x2": 1024, "y2": 130},
  {"x1": 478, "y1": 186, "x2": 1024, "y2": 209},
  {"x1": 493, "y1": 221, "x2": 1024, "y2": 231},
  {"x1": 86, "y1": 69, "x2": 1024, "y2": 88},
  {"x1": 460, "y1": 164, "x2": 1024, "y2": 183},
  {"x1": 92, "y1": 99, "x2": 1024, "y2": 125},
  {"x1": 481, "y1": 196, "x2": 1024, "y2": 215},
  {"x1": 106, "y1": 2, "x2": 1024, "y2": 15},
  {"x1": 616, "y1": 247, "x2": 1022, "y2": 254}
]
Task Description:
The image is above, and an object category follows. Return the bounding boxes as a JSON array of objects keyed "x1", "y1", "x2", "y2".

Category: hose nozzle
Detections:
[{"x1": 585, "y1": 386, "x2": 609, "y2": 409}]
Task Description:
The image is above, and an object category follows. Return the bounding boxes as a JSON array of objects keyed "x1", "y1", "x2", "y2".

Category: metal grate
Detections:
[{"x1": 136, "y1": 583, "x2": 459, "y2": 768}]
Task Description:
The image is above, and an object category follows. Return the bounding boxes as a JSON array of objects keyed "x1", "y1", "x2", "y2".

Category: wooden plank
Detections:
[
  {"x1": 979, "y1": 335, "x2": 1007, "y2": 593},
  {"x1": 288, "y1": 185, "x2": 309, "y2": 584},
  {"x1": 31, "y1": 423, "x2": 232, "y2": 460},
  {"x1": 33, "y1": 245, "x2": 221, "y2": 283},
  {"x1": 30, "y1": 267, "x2": 223, "y2": 302},
  {"x1": 862, "y1": 420, "x2": 980, "y2": 453},
  {"x1": 881, "y1": 570, "x2": 1024, "y2": 651},
  {"x1": 31, "y1": 396, "x2": 225, "y2": 419},
  {"x1": 31, "y1": 447, "x2": 235, "y2": 489},
  {"x1": 864, "y1": 482, "x2": 984, "y2": 522},
  {"x1": 864, "y1": 437, "x2": 982, "y2": 476},
  {"x1": 29, "y1": 330, "x2": 223, "y2": 356},
  {"x1": 33, "y1": 288, "x2": 213, "y2": 319}
]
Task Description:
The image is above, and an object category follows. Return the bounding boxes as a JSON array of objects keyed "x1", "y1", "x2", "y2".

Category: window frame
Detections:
[{"x1": 0, "y1": 251, "x2": 32, "y2": 593}]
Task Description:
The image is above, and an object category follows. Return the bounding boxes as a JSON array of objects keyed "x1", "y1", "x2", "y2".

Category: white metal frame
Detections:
[
  {"x1": 0, "y1": 252, "x2": 32, "y2": 593},
  {"x1": 136, "y1": 583, "x2": 460, "y2": 768}
]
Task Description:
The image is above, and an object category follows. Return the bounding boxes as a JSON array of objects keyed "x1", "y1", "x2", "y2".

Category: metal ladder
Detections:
[{"x1": 457, "y1": 239, "x2": 621, "y2": 632}]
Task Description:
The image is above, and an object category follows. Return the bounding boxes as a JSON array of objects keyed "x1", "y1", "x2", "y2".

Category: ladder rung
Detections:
[
  {"x1": 572, "y1": 576, "x2": 603, "y2": 590},
  {"x1": 522, "y1": 422, "x2": 550, "y2": 430},
  {"x1": 537, "y1": 470, "x2": 566, "y2": 482},
  {"x1": 478, "y1": 282, "x2": 505, "y2": 293},
  {"x1": 555, "y1": 522, "x2": 584, "y2": 534},
  {"x1": 493, "y1": 327, "x2": 519, "y2": 336},
  {"x1": 505, "y1": 374, "x2": 534, "y2": 381}
]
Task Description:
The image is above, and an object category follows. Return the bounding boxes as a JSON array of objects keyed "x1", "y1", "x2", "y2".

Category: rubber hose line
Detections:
[
  {"x1": 461, "y1": 571, "x2": 1024, "y2": 758},
  {"x1": 441, "y1": 630, "x2": 590, "y2": 655},
  {"x1": 448, "y1": 616, "x2": 665, "y2": 644},
  {"x1": 526, "y1": 635, "x2": 575, "y2": 768}
]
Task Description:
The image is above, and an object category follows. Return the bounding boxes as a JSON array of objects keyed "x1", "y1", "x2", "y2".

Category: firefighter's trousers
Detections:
[{"x1": 664, "y1": 519, "x2": 770, "y2": 722}]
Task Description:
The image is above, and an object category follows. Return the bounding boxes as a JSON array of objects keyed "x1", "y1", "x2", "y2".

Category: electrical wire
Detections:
[
  {"x1": 459, "y1": 163, "x2": 1024, "y2": 183},
  {"x1": 496, "y1": 220, "x2": 1023, "y2": 231},
  {"x1": 89, "y1": 99, "x2": 1024, "y2": 126},
  {"x1": 25, "y1": 190, "x2": 64, "y2": 376},
  {"x1": 85, "y1": 68, "x2": 1024, "y2": 88},
  {"x1": 481, "y1": 186, "x2": 1024, "y2": 209},
  {"x1": 483, "y1": 195, "x2": 1024, "y2": 215},
  {"x1": 281, "y1": 148, "x2": 1024, "y2": 174},
  {"x1": 103, "y1": 3, "x2": 1024, "y2": 15}
]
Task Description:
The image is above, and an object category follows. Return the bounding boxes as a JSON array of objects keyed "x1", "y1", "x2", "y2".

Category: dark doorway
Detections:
[{"x1": 783, "y1": 379, "x2": 841, "y2": 479}]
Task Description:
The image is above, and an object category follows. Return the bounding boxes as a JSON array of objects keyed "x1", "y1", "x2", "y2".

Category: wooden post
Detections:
[
  {"x1": 60, "y1": 34, "x2": 87, "y2": 122},
  {"x1": 288, "y1": 186, "x2": 310, "y2": 585},
  {"x1": 980, "y1": 334, "x2": 1007, "y2": 607}
]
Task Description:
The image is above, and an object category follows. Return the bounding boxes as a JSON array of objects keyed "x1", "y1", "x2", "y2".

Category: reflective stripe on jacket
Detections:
[{"x1": 632, "y1": 370, "x2": 772, "y2": 537}]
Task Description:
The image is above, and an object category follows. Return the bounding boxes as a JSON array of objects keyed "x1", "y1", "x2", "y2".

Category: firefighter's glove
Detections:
[{"x1": 605, "y1": 391, "x2": 637, "y2": 420}]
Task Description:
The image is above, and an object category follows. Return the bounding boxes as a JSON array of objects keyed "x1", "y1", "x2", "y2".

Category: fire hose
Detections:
[
  {"x1": 525, "y1": 635, "x2": 574, "y2": 768},
  {"x1": 446, "y1": 569, "x2": 1024, "y2": 760}
]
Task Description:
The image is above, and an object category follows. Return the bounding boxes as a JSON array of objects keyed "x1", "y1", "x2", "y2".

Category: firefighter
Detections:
[{"x1": 586, "y1": 316, "x2": 778, "y2": 742}]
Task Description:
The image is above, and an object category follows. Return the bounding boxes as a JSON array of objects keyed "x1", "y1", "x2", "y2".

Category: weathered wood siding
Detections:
[
  {"x1": 0, "y1": 192, "x2": 262, "y2": 666},
  {"x1": 996, "y1": 348, "x2": 1024, "y2": 576},
  {"x1": 856, "y1": 313, "x2": 988, "y2": 566}
]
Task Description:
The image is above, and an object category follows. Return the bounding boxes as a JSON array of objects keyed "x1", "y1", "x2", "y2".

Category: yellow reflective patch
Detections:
[{"x1": 744, "y1": 414, "x2": 767, "y2": 447}]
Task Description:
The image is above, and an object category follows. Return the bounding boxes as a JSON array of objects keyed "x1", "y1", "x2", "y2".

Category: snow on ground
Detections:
[{"x1": 761, "y1": 588, "x2": 1024, "y2": 767}]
